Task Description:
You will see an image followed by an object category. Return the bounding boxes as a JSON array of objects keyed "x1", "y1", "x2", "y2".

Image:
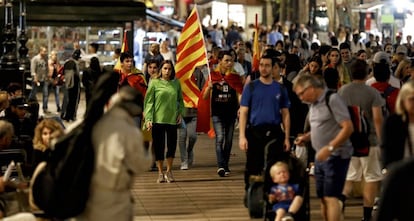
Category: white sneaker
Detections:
[{"x1": 180, "y1": 161, "x2": 189, "y2": 170}]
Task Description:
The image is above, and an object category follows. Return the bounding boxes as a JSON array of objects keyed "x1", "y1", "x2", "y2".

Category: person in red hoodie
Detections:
[{"x1": 370, "y1": 55, "x2": 400, "y2": 115}]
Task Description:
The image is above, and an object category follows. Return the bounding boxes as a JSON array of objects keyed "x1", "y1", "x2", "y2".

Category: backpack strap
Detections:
[
  {"x1": 325, "y1": 89, "x2": 335, "y2": 115},
  {"x1": 383, "y1": 85, "x2": 396, "y2": 98}
]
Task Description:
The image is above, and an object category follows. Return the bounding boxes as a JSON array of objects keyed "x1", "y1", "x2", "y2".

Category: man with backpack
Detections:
[
  {"x1": 338, "y1": 60, "x2": 384, "y2": 221},
  {"x1": 294, "y1": 75, "x2": 353, "y2": 221},
  {"x1": 370, "y1": 53, "x2": 399, "y2": 115}
]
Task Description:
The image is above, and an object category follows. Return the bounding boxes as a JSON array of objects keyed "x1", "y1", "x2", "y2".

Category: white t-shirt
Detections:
[
  {"x1": 365, "y1": 75, "x2": 402, "y2": 89},
  {"x1": 233, "y1": 62, "x2": 245, "y2": 77}
]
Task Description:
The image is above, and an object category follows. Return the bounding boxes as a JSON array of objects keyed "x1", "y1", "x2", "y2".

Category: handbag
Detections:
[{"x1": 52, "y1": 66, "x2": 65, "y2": 86}]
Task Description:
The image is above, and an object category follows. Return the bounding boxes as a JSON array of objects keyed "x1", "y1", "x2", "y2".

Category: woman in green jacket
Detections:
[{"x1": 144, "y1": 60, "x2": 184, "y2": 183}]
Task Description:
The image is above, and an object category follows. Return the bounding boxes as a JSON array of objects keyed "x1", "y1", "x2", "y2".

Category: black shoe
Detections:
[
  {"x1": 57, "y1": 107, "x2": 61, "y2": 112},
  {"x1": 43, "y1": 109, "x2": 51, "y2": 114},
  {"x1": 217, "y1": 168, "x2": 225, "y2": 177}
]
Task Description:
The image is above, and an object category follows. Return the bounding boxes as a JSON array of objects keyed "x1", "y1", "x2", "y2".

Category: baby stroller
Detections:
[{"x1": 246, "y1": 141, "x2": 310, "y2": 221}]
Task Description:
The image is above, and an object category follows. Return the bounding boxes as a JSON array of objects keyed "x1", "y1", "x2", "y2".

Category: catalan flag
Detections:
[
  {"x1": 252, "y1": 15, "x2": 260, "y2": 72},
  {"x1": 114, "y1": 30, "x2": 141, "y2": 74},
  {"x1": 113, "y1": 30, "x2": 129, "y2": 72},
  {"x1": 175, "y1": 6, "x2": 208, "y2": 108}
]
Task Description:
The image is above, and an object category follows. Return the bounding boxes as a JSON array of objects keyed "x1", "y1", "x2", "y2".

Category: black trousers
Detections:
[{"x1": 244, "y1": 124, "x2": 286, "y2": 191}]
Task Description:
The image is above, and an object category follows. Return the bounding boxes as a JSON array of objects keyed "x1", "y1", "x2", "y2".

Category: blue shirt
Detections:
[{"x1": 240, "y1": 80, "x2": 290, "y2": 126}]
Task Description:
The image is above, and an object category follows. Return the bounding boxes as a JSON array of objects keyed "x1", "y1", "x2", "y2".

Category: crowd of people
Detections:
[{"x1": 0, "y1": 17, "x2": 414, "y2": 220}]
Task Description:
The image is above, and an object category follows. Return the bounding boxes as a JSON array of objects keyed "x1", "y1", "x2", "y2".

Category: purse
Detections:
[{"x1": 52, "y1": 66, "x2": 65, "y2": 86}]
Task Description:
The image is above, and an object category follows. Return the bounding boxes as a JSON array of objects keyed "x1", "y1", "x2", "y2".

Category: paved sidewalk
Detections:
[{"x1": 40, "y1": 91, "x2": 363, "y2": 221}]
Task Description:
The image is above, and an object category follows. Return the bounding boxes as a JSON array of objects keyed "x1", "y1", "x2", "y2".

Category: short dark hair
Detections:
[
  {"x1": 373, "y1": 62, "x2": 391, "y2": 82},
  {"x1": 351, "y1": 59, "x2": 368, "y2": 80},
  {"x1": 323, "y1": 68, "x2": 339, "y2": 90},
  {"x1": 218, "y1": 50, "x2": 232, "y2": 60},
  {"x1": 339, "y1": 42, "x2": 351, "y2": 50},
  {"x1": 260, "y1": 53, "x2": 281, "y2": 67},
  {"x1": 90, "y1": 43, "x2": 99, "y2": 52},
  {"x1": 120, "y1": 52, "x2": 133, "y2": 63}
]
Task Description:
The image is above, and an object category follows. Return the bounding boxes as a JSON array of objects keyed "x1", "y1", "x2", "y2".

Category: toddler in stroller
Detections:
[
  {"x1": 263, "y1": 152, "x2": 309, "y2": 221},
  {"x1": 268, "y1": 161, "x2": 304, "y2": 221}
]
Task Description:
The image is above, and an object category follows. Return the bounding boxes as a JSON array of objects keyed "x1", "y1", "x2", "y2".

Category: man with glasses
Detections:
[{"x1": 293, "y1": 75, "x2": 353, "y2": 221}]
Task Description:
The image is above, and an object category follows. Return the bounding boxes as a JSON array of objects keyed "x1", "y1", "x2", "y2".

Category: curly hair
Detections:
[{"x1": 33, "y1": 119, "x2": 64, "y2": 152}]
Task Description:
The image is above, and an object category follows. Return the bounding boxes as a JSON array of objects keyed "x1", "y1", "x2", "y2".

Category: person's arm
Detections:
[
  {"x1": 202, "y1": 81, "x2": 213, "y2": 100},
  {"x1": 143, "y1": 81, "x2": 156, "y2": 130},
  {"x1": 238, "y1": 105, "x2": 249, "y2": 151},
  {"x1": 372, "y1": 106, "x2": 383, "y2": 141},
  {"x1": 281, "y1": 107, "x2": 291, "y2": 151},
  {"x1": 316, "y1": 119, "x2": 354, "y2": 161},
  {"x1": 31, "y1": 57, "x2": 38, "y2": 83}
]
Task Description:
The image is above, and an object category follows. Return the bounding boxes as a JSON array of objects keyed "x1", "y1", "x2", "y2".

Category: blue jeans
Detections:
[
  {"x1": 212, "y1": 116, "x2": 235, "y2": 170},
  {"x1": 29, "y1": 81, "x2": 50, "y2": 110},
  {"x1": 178, "y1": 117, "x2": 198, "y2": 165},
  {"x1": 53, "y1": 86, "x2": 61, "y2": 110}
]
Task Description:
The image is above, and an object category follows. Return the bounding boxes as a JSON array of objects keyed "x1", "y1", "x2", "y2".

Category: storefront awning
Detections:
[
  {"x1": 146, "y1": 9, "x2": 185, "y2": 29},
  {"x1": 2, "y1": 0, "x2": 147, "y2": 26}
]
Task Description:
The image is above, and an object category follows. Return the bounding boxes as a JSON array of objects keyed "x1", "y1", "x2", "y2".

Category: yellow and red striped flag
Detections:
[
  {"x1": 114, "y1": 30, "x2": 142, "y2": 74},
  {"x1": 175, "y1": 6, "x2": 208, "y2": 108},
  {"x1": 252, "y1": 14, "x2": 260, "y2": 72},
  {"x1": 113, "y1": 30, "x2": 129, "y2": 72}
]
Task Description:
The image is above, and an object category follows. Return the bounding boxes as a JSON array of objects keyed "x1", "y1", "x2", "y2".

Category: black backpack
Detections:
[
  {"x1": 325, "y1": 90, "x2": 371, "y2": 157},
  {"x1": 31, "y1": 71, "x2": 119, "y2": 219}
]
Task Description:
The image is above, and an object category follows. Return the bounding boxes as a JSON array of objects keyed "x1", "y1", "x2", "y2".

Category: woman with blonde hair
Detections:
[
  {"x1": 32, "y1": 118, "x2": 64, "y2": 167},
  {"x1": 394, "y1": 59, "x2": 412, "y2": 83},
  {"x1": 381, "y1": 80, "x2": 414, "y2": 173}
]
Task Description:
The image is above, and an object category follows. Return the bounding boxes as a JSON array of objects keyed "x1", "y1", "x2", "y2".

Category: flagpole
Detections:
[{"x1": 194, "y1": 5, "x2": 211, "y2": 82}]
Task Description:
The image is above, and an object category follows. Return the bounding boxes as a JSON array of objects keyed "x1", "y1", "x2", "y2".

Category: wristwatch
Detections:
[{"x1": 328, "y1": 145, "x2": 335, "y2": 152}]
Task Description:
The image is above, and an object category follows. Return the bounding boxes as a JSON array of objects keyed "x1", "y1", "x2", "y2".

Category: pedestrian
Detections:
[
  {"x1": 79, "y1": 86, "x2": 146, "y2": 221},
  {"x1": 61, "y1": 49, "x2": 81, "y2": 122},
  {"x1": 144, "y1": 60, "x2": 184, "y2": 183},
  {"x1": 381, "y1": 80, "x2": 414, "y2": 172},
  {"x1": 28, "y1": 46, "x2": 50, "y2": 113},
  {"x1": 142, "y1": 59, "x2": 159, "y2": 171},
  {"x1": 142, "y1": 43, "x2": 164, "y2": 75},
  {"x1": 48, "y1": 50, "x2": 62, "y2": 113},
  {"x1": 178, "y1": 64, "x2": 206, "y2": 170},
  {"x1": 239, "y1": 53, "x2": 291, "y2": 203},
  {"x1": 376, "y1": 157, "x2": 414, "y2": 221},
  {"x1": 324, "y1": 48, "x2": 351, "y2": 88},
  {"x1": 202, "y1": 50, "x2": 243, "y2": 177},
  {"x1": 82, "y1": 57, "x2": 102, "y2": 107},
  {"x1": 32, "y1": 118, "x2": 64, "y2": 167},
  {"x1": 338, "y1": 60, "x2": 384, "y2": 221},
  {"x1": 293, "y1": 75, "x2": 353, "y2": 221}
]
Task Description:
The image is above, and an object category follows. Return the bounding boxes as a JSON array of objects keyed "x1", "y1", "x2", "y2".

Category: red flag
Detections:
[
  {"x1": 196, "y1": 67, "x2": 243, "y2": 135},
  {"x1": 175, "y1": 6, "x2": 208, "y2": 108},
  {"x1": 252, "y1": 15, "x2": 260, "y2": 72}
]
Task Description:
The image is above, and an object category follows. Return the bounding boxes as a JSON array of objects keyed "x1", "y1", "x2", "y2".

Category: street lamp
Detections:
[{"x1": 0, "y1": 0, "x2": 20, "y2": 90}]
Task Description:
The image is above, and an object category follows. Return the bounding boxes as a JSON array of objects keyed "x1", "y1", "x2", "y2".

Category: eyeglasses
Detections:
[{"x1": 296, "y1": 86, "x2": 310, "y2": 97}]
